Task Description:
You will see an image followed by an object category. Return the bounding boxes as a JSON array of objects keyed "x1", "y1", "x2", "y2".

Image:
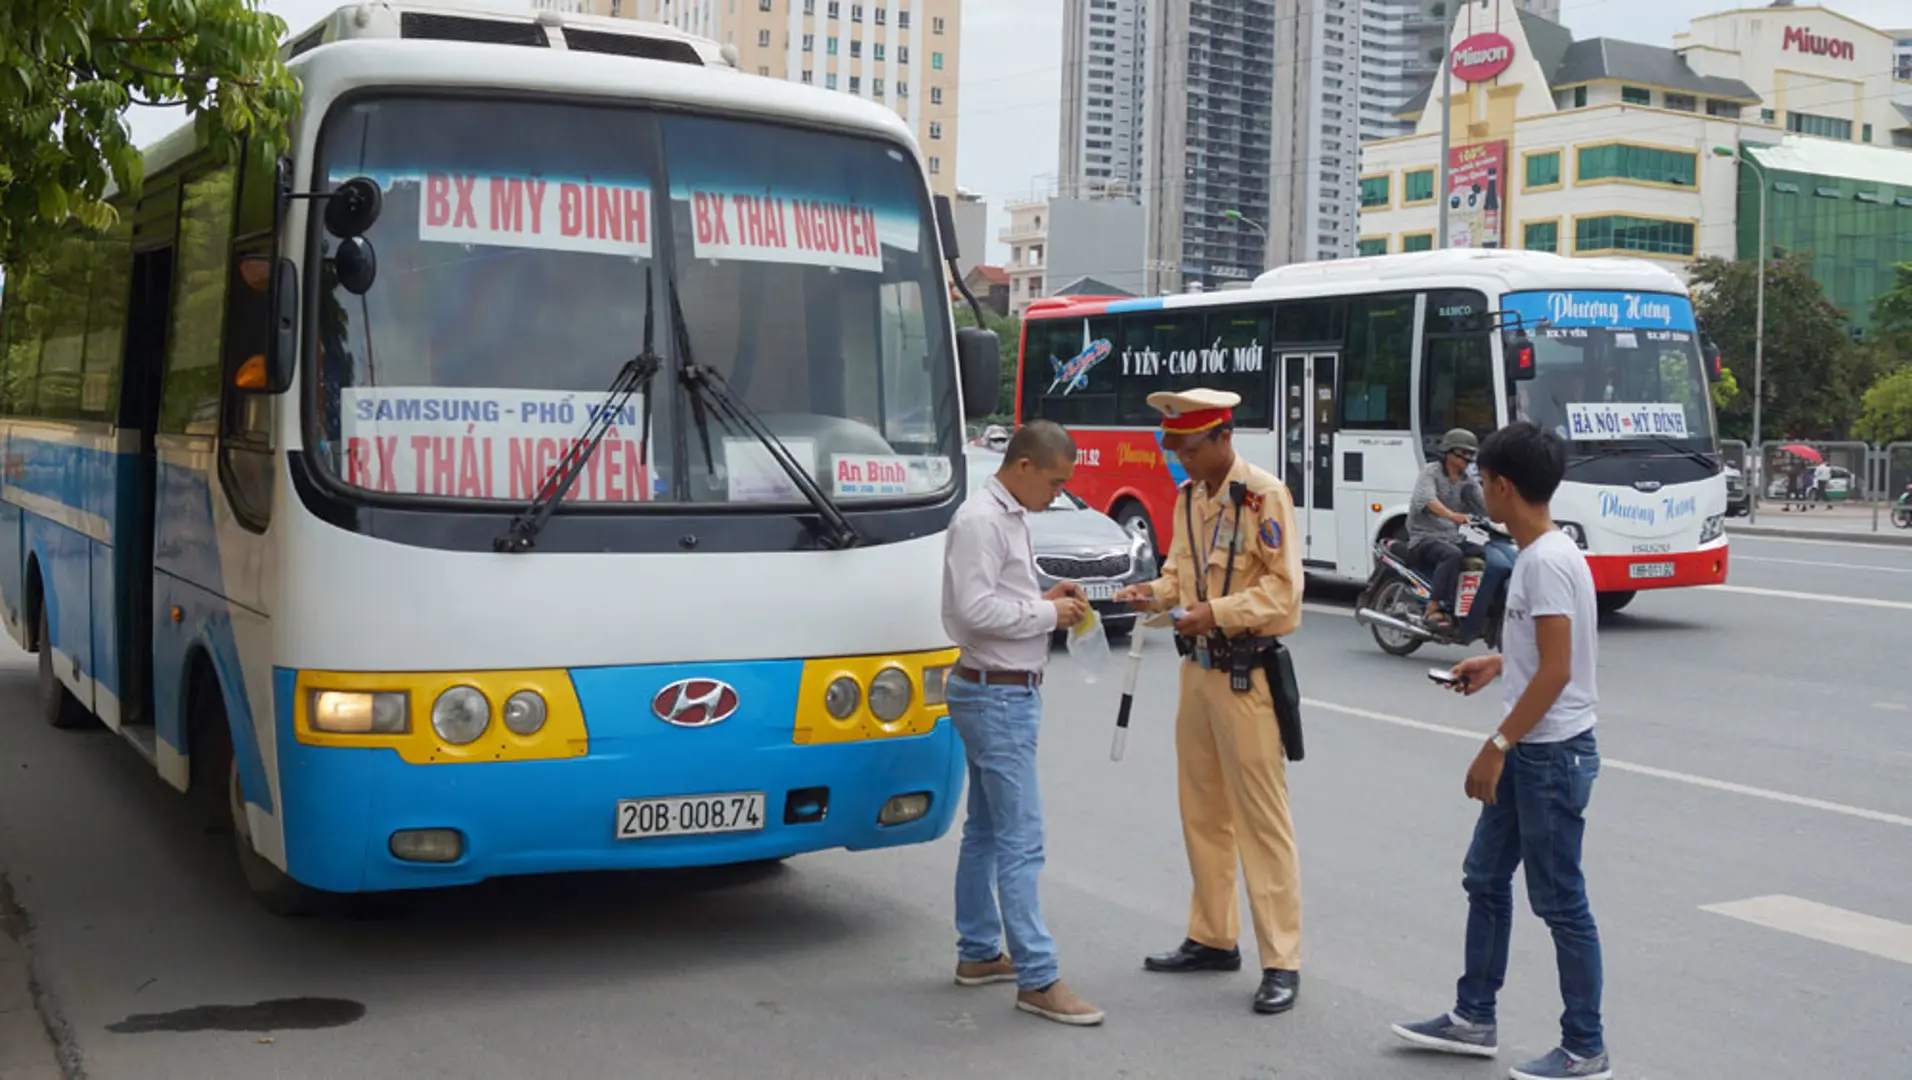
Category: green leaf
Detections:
[{"x1": 36, "y1": 182, "x2": 69, "y2": 223}]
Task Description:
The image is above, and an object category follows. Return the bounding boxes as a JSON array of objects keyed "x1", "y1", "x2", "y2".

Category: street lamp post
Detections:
[
  {"x1": 1436, "y1": 2, "x2": 1458, "y2": 248},
  {"x1": 1224, "y1": 208, "x2": 1269, "y2": 274},
  {"x1": 1713, "y1": 145, "x2": 1766, "y2": 523}
]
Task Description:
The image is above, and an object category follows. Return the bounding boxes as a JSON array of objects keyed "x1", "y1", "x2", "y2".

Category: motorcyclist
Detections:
[{"x1": 1408, "y1": 429, "x2": 1489, "y2": 630}]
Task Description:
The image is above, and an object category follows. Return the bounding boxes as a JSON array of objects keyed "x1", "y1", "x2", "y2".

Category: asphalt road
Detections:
[{"x1": 2, "y1": 531, "x2": 1909, "y2": 1080}]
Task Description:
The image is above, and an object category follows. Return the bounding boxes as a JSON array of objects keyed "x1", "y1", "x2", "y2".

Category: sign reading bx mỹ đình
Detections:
[{"x1": 1450, "y1": 32, "x2": 1515, "y2": 83}]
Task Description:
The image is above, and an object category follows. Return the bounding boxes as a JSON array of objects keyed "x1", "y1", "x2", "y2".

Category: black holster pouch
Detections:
[{"x1": 1260, "y1": 642, "x2": 1305, "y2": 763}]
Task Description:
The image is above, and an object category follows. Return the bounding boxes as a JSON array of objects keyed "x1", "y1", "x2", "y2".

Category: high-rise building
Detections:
[
  {"x1": 1138, "y1": 0, "x2": 1361, "y2": 293},
  {"x1": 1059, "y1": 0, "x2": 1148, "y2": 200},
  {"x1": 1267, "y1": 0, "x2": 1363, "y2": 269},
  {"x1": 598, "y1": 0, "x2": 962, "y2": 194}
]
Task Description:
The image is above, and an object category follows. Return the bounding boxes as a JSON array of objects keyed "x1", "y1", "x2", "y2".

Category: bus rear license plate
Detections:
[
  {"x1": 616, "y1": 792, "x2": 766, "y2": 839},
  {"x1": 1082, "y1": 582, "x2": 1116, "y2": 602},
  {"x1": 1630, "y1": 562, "x2": 1675, "y2": 580}
]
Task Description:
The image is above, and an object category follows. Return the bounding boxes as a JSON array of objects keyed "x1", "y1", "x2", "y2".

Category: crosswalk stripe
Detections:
[{"x1": 1701, "y1": 895, "x2": 1912, "y2": 966}]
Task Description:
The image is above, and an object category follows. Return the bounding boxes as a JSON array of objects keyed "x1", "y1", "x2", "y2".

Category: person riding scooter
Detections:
[{"x1": 1408, "y1": 429, "x2": 1489, "y2": 631}]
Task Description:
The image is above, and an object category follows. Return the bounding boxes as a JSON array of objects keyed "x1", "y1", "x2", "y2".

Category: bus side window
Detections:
[
  {"x1": 1, "y1": 267, "x2": 45, "y2": 416},
  {"x1": 1341, "y1": 293, "x2": 1415, "y2": 430},
  {"x1": 160, "y1": 167, "x2": 237, "y2": 439},
  {"x1": 219, "y1": 145, "x2": 279, "y2": 531},
  {"x1": 1420, "y1": 335, "x2": 1495, "y2": 457},
  {"x1": 1022, "y1": 314, "x2": 1117, "y2": 428},
  {"x1": 1419, "y1": 289, "x2": 1495, "y2": 458}
]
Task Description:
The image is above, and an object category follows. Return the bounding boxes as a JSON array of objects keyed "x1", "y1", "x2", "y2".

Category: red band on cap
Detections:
[{"x1": 1160, "y1": 407, "x2": 1231, "y2": 435}]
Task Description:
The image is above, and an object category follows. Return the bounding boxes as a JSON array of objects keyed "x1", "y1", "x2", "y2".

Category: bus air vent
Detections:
[
  {"x1": 284, "y1": 25, "x2": 328, "y2": 60},
  {"x1": 398, "y1": 13, "x2": 551, "y2": 47},
  {"x1": 560, "y1": 29, "x2": 705, "y2": 65}
]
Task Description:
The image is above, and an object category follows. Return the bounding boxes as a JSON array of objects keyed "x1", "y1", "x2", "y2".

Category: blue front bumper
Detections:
[{"x1": 272, "y1": 664, "x2": 964, "y2": 894}]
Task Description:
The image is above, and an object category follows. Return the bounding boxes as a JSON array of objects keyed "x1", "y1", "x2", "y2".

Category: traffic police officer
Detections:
[{"x1": 1114, "y1": 387, "x2": 1305, "y2": 1016}]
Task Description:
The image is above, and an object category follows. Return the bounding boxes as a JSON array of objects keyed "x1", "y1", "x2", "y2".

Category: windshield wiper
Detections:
[
  {"x1": 1566, "y1": 436, "x2": 1716, "y2": 472},
  {"x1": 666, "y1": 284, "x2": 860, "y2": 550},
  {"x1": 494, "y1": 271, "x2": 663, "y2": 554}
]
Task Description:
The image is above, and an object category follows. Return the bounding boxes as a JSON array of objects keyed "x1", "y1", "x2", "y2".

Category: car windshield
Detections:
[
  {"x1": 1502, "y1": 290, "x2": 1715, "y2": 454},
  {"x1": 307, "y1": 95, "x2": 959, "y2": 507}
]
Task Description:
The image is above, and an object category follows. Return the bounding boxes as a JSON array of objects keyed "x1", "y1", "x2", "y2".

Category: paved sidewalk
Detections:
[
  {"x1": 0, "y1": 876, "x2": 62, "y2": 1080},
  {"x1": 1729, "y1": 502, "x2": 1912, "y2": 545}
]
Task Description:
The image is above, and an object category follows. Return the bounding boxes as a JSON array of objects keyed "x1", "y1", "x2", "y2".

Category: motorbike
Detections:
[
  {"x1": 1354, "y1": 517, "x2": 1519, "y2": 657},
  {"x1": 1894, "y1": 483, "x2": 1911, "y2": 530}
]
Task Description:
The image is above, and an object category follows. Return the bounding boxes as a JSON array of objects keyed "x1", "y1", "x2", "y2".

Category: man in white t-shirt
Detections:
[{"x1": 1390, "y1": 421, "x2": 1610, "y2": 1080}]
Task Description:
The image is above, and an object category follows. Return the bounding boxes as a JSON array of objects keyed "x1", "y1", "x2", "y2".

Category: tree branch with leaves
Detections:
[{"x1": 0, "y1": 0, "x2": 300, "y2": 268}]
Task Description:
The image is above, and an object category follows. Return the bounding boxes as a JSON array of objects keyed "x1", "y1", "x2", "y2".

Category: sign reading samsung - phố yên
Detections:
[{"x1": 1501, "y1": 290, "x2": 1697, "y2": 332}]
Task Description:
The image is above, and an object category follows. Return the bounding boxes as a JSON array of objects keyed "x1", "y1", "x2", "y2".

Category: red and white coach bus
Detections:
[{"x1": 1014, "y1": 249, "x2": 1730, "y2": 612}]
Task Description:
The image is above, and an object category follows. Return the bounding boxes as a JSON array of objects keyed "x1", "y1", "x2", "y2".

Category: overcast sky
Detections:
[{"x1": 122, "y1": 0, "x2": 1910, "y2": 266}]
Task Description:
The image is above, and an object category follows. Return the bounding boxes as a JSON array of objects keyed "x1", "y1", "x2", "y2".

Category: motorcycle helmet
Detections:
[{"x1": 1437, "y1": 428, "x2": 1478, "y2": 455}]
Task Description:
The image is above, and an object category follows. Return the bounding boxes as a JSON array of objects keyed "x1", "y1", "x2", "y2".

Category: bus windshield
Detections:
[
  {"x1": 1503, "y1": 290, "x2": 1714, "y2": 453},
  {"x1": 309, "y1": 96, "x2": 958, "y2": 507}
]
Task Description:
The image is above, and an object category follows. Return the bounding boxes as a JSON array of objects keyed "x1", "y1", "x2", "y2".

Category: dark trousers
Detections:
[
  {"x1": 1412, "y1": 539, "x2": 1465, "y2": 612},
  {"x1": 1454, "y1": 730, "x2": 1605, "y2": 1058}
]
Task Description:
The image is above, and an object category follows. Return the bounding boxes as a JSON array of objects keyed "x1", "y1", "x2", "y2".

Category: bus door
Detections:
[
  {"x1": 113, "y1": 183, "x2": 180, "y2": 736},
  {"x1": 1277, "y1": 352, "x2": 1340, "y2": 568}
]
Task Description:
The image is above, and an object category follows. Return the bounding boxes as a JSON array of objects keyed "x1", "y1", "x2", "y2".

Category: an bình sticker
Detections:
[
  {"x1": 683, "y1": 190, "x2": 893, "y2": 272},
  {"x1": 830, "y1": 454, "x2": 952, "y2": 497},
  {"x1": 1259, "y1": 518, "x2": 1282, "y2": 550},
  {"x1": 418, "y1": 173, "x2": 653, "y2": 258}
]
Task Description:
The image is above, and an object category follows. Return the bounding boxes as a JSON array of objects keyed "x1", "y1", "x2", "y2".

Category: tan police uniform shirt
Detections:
[{"x1": 1146, "y1": 456, "x2": 1303, "y2": 639}]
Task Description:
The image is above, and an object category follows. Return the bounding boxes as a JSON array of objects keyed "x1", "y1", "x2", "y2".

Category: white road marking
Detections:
[
  {"x1": 1704, "y1": 584, "x2": 1912, "y2": 612},
  {"x1": 1874, "y1": 702, "x2": 1910, "y2": 713},
  {"x1": 1736, "y1": 555, "x2": 1912, "y2": 575},
  {"x1": 1304, "y1": 698, "x2": 1912, "y2": 830},
  {"x1": 1731, "y1": 532, "x2": 1912, "y2": 553},
  {"x1": 1700, "y1": 895, "x2": 1912, "y2": 966},
  {"x1": 1303, "y1": 602, "x2": 1353, "y2": 618}
]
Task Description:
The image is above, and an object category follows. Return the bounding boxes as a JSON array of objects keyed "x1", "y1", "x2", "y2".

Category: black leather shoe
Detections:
[
  {"x1": 1143, "y1": 938, "x2": 1243, "y2": 973},
  {"x1": 1252, "y1": 968, "x2": 1298, "y2": 1014}
]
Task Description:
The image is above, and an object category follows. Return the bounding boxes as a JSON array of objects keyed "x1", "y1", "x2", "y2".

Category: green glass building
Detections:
[{"x1": 1734, "y1": 139, "x2": 1912, "y2": 336}]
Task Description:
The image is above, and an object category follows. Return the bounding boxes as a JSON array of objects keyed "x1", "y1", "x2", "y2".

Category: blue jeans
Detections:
[
  {"x1": 1454, "y1": 729, "x2": 1604, "y2": 1058},
  {"x1": 947, "y1": 676, "x2": 1058, "y2": 991}
]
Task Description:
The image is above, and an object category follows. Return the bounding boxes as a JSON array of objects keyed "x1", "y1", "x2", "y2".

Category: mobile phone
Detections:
[{"x1": 1427, "y1": 667, "x2": 1465, "y2": 688}]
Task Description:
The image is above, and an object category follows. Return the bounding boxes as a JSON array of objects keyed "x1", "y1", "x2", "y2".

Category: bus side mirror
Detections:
[
  {"x1": 1700, "y1": 335, "x2": 1724, "y2": 383},
  {"x1": 1505, "y1": 329, "x2": 1536, "y2": 381},
  {"x1": 231, "y1": 255, "x2": 298, "y2": 395},
  {"x1": 958, "y1": 327, "x2": 1000, "y2": 420}
]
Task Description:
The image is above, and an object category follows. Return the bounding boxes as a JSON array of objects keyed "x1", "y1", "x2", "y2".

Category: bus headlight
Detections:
[
  {"x1": 1556, "y1": 521, "x2": 1588, "y2": 549},
  {"x1": 502, "y1": 690, "x2": 548, "y2": 736},
  {"x1": 310, "y1": 690, "x2": 409, "y2": 734},
  {"x1": 1700, "y1": 514, "x2": 1724, "y2": 544},
  {"x1": 431, "y1": 686, "x2": 491, "y2": 745},
  {"x1": 868, "y1": 668, "x2": 913, "y2": 722},
  {"x1": 923, "y1": 665, "x2": 950, "y2": 707},
  {"x1": 824, "y1": 676, "x2": 861, "y2": 719}
]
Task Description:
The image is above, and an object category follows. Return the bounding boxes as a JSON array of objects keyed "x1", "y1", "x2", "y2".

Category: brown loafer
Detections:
[{"x1": 1015, "y1": 980, "x2": 1105, "y2": 1026}]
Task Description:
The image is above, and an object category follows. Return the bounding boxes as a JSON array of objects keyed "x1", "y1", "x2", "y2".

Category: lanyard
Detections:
[{"x1": 1184, "y1": 481, "x2": 1245, "y2": 605}]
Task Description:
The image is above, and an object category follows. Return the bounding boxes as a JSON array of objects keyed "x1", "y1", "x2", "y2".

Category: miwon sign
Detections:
[{"x1": 1450, "y1": 32, "x2": 1515, "y2": 82}]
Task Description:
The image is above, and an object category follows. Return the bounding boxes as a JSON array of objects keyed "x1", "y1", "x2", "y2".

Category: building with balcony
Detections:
[
  {"x1": 1059, "y1": 0, "x2": 1148, "y2": 200},
  {"x1": 603, "y1": 0, "x2": 962, "y2": 194},
  {"x1": 999, "y1": 197, "x2": 1148, "y2": 314},
  {"x1": 1140, "y1": 0, "x2": 1362, "y2": 293}
]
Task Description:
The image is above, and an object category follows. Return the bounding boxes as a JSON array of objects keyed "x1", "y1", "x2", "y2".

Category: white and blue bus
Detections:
[{"x1": 0, "y1": 1, "x2": 1001, "y2": 912}]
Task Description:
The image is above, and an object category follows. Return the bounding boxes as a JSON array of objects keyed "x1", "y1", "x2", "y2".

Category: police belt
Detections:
[{"x1": 1174, "y1": 632, "x2": 1282, "y2": 669}]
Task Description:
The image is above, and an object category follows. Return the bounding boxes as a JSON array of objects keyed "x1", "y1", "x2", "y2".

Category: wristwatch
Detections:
[{"x1": 1488, "y1": 732, "x2": 1512, "y2": 753}]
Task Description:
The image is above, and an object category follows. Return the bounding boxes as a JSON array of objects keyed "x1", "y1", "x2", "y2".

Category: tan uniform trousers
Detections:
[{"x1": 1174, "y1": 656, "x2": 1301, "y2": 972}]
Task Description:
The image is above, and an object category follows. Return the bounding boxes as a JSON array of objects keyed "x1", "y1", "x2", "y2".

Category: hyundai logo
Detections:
[
  {"x1": 651, "y1": 679, "x2": 740, "y2": 728},
  {"x1": 1632, "y1": 480, "x2": 1663, "y2": 493}
]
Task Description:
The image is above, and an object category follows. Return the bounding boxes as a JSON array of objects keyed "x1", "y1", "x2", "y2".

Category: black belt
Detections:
[{"x1": 953, "y1": 665, "x2": 1043, "y2": 688}]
